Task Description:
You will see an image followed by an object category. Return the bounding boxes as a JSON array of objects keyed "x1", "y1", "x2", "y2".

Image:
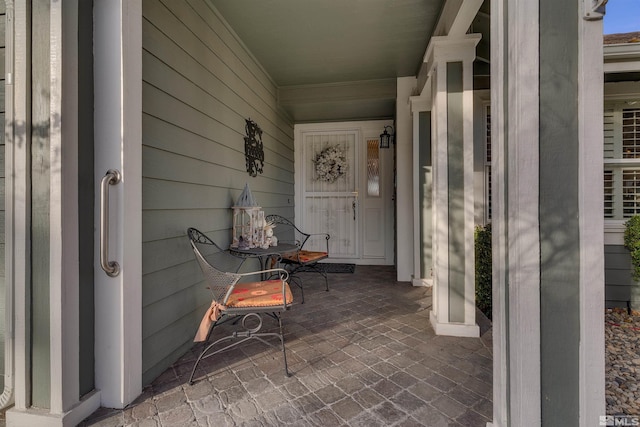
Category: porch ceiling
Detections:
[
  {"x1": 209, "y1": 0, "x2": 444, "y2": 122},
  {"x1": 210, "y1": 0, "x2": 489, "y2": 123}
]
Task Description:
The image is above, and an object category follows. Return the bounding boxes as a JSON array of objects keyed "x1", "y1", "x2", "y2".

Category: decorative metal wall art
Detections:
[{"x1": 244, "y1": 118, "x2": 264, "y2": 177}]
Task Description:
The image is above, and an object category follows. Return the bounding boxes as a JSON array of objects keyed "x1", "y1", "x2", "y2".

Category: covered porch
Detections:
[
  {"x1": 0, "y1": 0, "x2": 609, "y2": 425},
  {"x1": 81, "y1": 266, "x2": 493, "y2": 427}
]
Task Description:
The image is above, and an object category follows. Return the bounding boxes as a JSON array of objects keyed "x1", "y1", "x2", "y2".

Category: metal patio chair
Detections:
[
  {"x1": 186, "y1": 227, "x2": 293, "y2": 384},
  {"x1": 265, "y1": 215, "x2": 330, "y2": 303}
]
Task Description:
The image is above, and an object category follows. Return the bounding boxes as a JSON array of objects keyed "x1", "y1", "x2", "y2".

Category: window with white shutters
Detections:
[
  {"x1": 604, "y1": 169, "x2": 614, "y2": 219},
  {"x1": 604, "y1": 102, "x2": 640, "y2": 220},
  {"x1": 623, "y1": 109, "x2": 640, "y2": 158}
]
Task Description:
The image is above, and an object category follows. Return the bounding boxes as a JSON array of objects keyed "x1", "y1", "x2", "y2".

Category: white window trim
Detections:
[
  {"x1": 603, "y1": 98, "x2": 640, "y2": 227},
  {"x1": 483, "y1": 101, "x2": 492, "y2": 224}
]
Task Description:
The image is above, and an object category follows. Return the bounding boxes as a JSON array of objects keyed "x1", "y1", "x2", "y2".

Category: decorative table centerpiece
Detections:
[{"x1": 231, "y1": 183, "x2": 276, "y2": 250}]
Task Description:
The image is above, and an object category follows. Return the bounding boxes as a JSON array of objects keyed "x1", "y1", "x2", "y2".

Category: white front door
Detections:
[
  {"x1": 295, "y1": 121, "x2": 394, "y2": 265},
  {"x1": 299, "y1": 129, "x2": 360, "y2": 259}
]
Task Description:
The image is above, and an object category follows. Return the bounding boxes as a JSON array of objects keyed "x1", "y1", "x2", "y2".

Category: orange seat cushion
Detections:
[
  {"x1": 281, "y1": 250, "x2": 328, "y2": 264},
  {"x1": 225, "y1": 280, "x2": 293, "y2": 308}
]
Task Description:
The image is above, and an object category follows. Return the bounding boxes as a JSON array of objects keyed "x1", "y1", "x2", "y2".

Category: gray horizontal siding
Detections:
[
  {"x1": 142, "y1": 0, "x2": 295, "y2": 384},
  {"x1": 605, "y1": 244, "x2": 639, "y2": 310}
]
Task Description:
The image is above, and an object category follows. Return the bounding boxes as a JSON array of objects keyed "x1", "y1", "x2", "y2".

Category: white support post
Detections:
[
  {"x1": 93, "y1": 0, "x2": 143, "y2": 409},
  {"x1": 410, "y1": 95, "x2": 433, "y2": 287},
  {"x1": 396, "y1": 77, "x2": 417, "y2": 282},
  {"x1": 49, "y1": 0, "x2": 81, "y2": 414},
  {"x1": 578, "y1": 9, "x2": 606, "y2": 426},
  {"x1": 489, "y1": 0, "x2": 508, "y2": 425},
  {"x1": 490, "y1": 0, "x2": 605, "y2": 425},
  {"x1": 7, "y1": 1, "x2": 103, "y2": 425},
  {"x1": 8, "y1": 0, "x2": 32, "y2": 413},
  {"x1": 491, "y1": 0, "x2": 542, "y2": 423},
  {"x1": 412, "y1": 102, "x2": 422, "y2": 286},
  {"x1": 425, "y1": 35, "x2": 481, "y2": 337}
]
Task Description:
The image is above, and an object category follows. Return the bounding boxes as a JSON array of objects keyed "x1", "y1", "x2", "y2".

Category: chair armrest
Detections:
[
  {"x1": 305, "y1": 233, "x2": 330, "y2": 253},
  {"x1": 236, "y1": 268, "x2": 289, "y2": 282}
]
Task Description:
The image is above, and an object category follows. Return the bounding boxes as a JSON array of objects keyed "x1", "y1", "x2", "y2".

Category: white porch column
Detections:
[
  {"x1": 396, "y1": 77, "x2": 417, "y2": 282},
  {"x1": 7, "y1": 1, "x2": 102, "y2": 425},
  {"x1": 410, "y1": 95, "x2": 433, "y2": 287},
  {"x1": 425, "y1": 35, "x2": 480, "y2": 337},
  {"x1": 490, "y1": 0, "x2": 605, "y2": 425},
  {"x1": 93, "y1": 0, "x2": 143, "y2": 409}
]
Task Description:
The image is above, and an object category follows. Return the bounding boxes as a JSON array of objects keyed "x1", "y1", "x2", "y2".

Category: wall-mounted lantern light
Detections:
[{"x1": 380, "y1": 125, "x2": 394, "y2": 149}]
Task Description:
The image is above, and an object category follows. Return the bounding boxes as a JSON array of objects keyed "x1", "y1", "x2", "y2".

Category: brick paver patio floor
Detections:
[{"x1": 82, "y1": 265, "x2": 493, "y2": 426}]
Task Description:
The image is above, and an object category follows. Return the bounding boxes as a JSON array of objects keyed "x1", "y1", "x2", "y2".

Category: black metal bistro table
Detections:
[{"x1": 229, "y1": 243, "x2": 299, "y2": 278}]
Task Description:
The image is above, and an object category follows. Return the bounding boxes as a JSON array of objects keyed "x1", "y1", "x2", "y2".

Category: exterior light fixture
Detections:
[{"x1": 380, "y1": 125, "x2": 394, "y2": 149}]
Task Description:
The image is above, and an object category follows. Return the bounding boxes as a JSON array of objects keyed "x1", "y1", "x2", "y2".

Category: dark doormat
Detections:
[{"x1": 316, "y1": 263, "x2": 356, "y2": 273}]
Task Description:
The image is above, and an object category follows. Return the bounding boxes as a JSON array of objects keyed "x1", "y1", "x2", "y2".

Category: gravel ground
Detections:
[{"x1": 606, "y1": 308, "x2": 640, "y2": 415}]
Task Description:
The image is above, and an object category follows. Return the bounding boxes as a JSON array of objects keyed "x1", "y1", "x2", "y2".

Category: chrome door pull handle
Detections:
[{"x1": 100, "y1": 169, "x2": 121, "y2": 277}]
